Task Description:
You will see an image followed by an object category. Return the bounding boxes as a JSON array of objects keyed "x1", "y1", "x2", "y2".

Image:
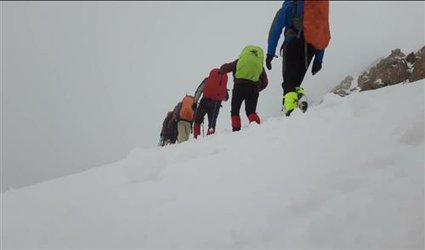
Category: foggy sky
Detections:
[{"x1": 2, "y1": 1, "x2": 424, "y2": 190}]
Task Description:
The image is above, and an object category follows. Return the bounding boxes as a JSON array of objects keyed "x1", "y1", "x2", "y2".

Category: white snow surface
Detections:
[{"x1": 2, "y1": 81, "x2": 424, "y2": 249}]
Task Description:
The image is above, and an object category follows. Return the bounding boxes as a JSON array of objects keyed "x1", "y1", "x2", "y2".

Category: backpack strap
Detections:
[
  {"x1": 292, "y1": 0, "x2": 303, "y2": 39},
  {"x1": 293, "y1": 1, "x2": 308, "y2": 70},
  {"x1": 304, "y1": 40, "x2": 308, "y2": 71}
]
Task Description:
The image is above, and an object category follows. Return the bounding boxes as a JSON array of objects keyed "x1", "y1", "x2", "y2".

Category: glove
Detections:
[
  {"x1": 312, "y1": 61, "x2": 322, "y2": 75},
  {"x1": 266, "y1": 54, "x2": 274, "y2": 70}
]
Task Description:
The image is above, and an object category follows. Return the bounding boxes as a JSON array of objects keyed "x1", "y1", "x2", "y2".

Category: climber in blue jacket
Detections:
[{"x1": 266, "y1": 0, "x2": 331, "y2": 116}]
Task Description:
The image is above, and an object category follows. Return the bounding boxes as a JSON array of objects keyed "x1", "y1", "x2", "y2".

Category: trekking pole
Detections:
[
  {"x1": 202, "y1": 122, "x2": 205, "y2": 137},
  {"x1": 304, "y1": 41, "x2": 308, "y2": 71}
]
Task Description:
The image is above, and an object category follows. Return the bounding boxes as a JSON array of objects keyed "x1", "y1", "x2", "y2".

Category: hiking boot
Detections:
[
  {"x1": 193, "y1": 123, "x2": 201, "y2": 139},
  {"x1": 296, "y1": 87, "x2": 308, "y2": 113},
  {"x1": 231, "y1": 115, "x2": 241, "y2": 132},
  {"x1": 295, "y1": 87, "x2": 305, "y2": 96},
  {"x1": 248, "y1": 113, "x2": 261, "y2": 124},
  {"x1": 284, "y1": 91, "x2": 298, "y2": 116},
  {"x1": 207, "y1": 128, "x2": 215, "y2": 135}
]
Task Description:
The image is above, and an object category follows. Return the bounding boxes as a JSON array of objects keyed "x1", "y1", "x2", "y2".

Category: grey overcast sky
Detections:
[{"x1": 2, "y1": 1, "x2": 424, "y2": 190}]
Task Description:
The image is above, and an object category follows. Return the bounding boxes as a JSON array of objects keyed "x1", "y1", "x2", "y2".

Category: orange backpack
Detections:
[
  {"x1": 303, "y1": 0, "x2": 331, "y2": 50},
  {"x1": 179, "y1": 95, "x2": 195, "y2": 122}
]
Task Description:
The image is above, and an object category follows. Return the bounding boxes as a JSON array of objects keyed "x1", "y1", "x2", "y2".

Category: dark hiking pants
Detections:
[
  {"x1": 167, "y1": 121, "x2": 178, "y2": 144},
  {"x1": 281, "y1": 37, "x2": 316, "y2": 94},
  {"x1": 194, "y1": 97, "x2": 221, "y2": 129},
  {"x1": 231, "y1": 82, "x2": 259, "y2": 117}
]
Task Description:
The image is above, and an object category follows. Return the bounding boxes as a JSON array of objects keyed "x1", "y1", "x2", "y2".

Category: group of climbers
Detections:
[
  {"x1": 158, "y1": 67, "x2": 230, "y2": 146},
  {"x1": 159, "y1": 0, "x2": 331, "y2": 146},
  {"x1": 159, "y1": 45, "x2": 268, "y2": 146},
  {"x1": 159, "y1": 95, "x2": 196, "y2": 146}
]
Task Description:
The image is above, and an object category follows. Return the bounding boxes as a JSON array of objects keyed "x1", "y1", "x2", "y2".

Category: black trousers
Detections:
[
  {"x1": 231, "y1": 82, "x2": 259, "y2": 117},
  {"x1": 282, "y1": 37, "x2": 316, "y2": 94},
  {"x1": 194, "y1": 97, "x2": 221, "y2": 129}
]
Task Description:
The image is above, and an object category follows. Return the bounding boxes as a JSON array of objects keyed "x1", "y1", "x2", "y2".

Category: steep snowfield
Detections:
[{"x1": 3, "y1": 81, "x2": 424, "y2": 249}]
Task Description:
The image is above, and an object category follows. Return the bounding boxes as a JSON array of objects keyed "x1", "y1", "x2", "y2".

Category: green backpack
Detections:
[{"x1": 235, "y1": 45, "x2": 265, "y2": 82}]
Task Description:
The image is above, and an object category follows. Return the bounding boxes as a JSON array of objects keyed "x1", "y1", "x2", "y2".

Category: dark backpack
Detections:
[{"x1": 161, "y1": 111, "x2": 173, "y2": 137}]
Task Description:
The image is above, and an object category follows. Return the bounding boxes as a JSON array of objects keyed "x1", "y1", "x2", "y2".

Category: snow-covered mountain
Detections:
[
  {"x1": 4, "y1": 1, "x2": 424, "y2": 191},
  {"x1": 3, "y1": 80, "x2": 424, "y2": 249}
]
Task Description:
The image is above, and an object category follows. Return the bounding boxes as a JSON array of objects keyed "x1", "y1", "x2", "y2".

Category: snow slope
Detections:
[{"x1": 2, "y1": 81, "x2": 424, "y2": 249}]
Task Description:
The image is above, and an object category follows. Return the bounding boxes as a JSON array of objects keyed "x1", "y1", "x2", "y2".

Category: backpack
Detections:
[
  {"x1": 235, "y1": 45, "x2": 264, "y2": 82},
  {"x1": 194, "y1": 78, "x2": 207, "y2": 105},
  {"x1": 172, "y1": 102, "x2": 182, "y2": 121},
  {"x1": 292, "y1": 0, "x2": 331, "y2": 50},
  {"x1": 161, "y1": 111, "x2": 173, "y2": 137},
  {"x1": 203, "y1": 68, "x2": 229, "y2": 101},
  {"x1": 179, "y1": 95, "x2": 195, "y2": 122}
]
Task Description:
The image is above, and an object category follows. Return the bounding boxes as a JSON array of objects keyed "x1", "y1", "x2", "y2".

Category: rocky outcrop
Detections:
[
  {"x1": 409, "y1": 46, "x2": 425, "y2": 82},
  {"x1": 333, "y1": 46, "x2": 425, "y2": 97},
  {"x1": 357, "y1": 49, "x2": 410, "y2": 91},
  {"x1": 332, "y1": 75, "x2": 356, "y2": 97},
  {"x1": 406, "y1": 52, "x2": 417, "y2": 64}
]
